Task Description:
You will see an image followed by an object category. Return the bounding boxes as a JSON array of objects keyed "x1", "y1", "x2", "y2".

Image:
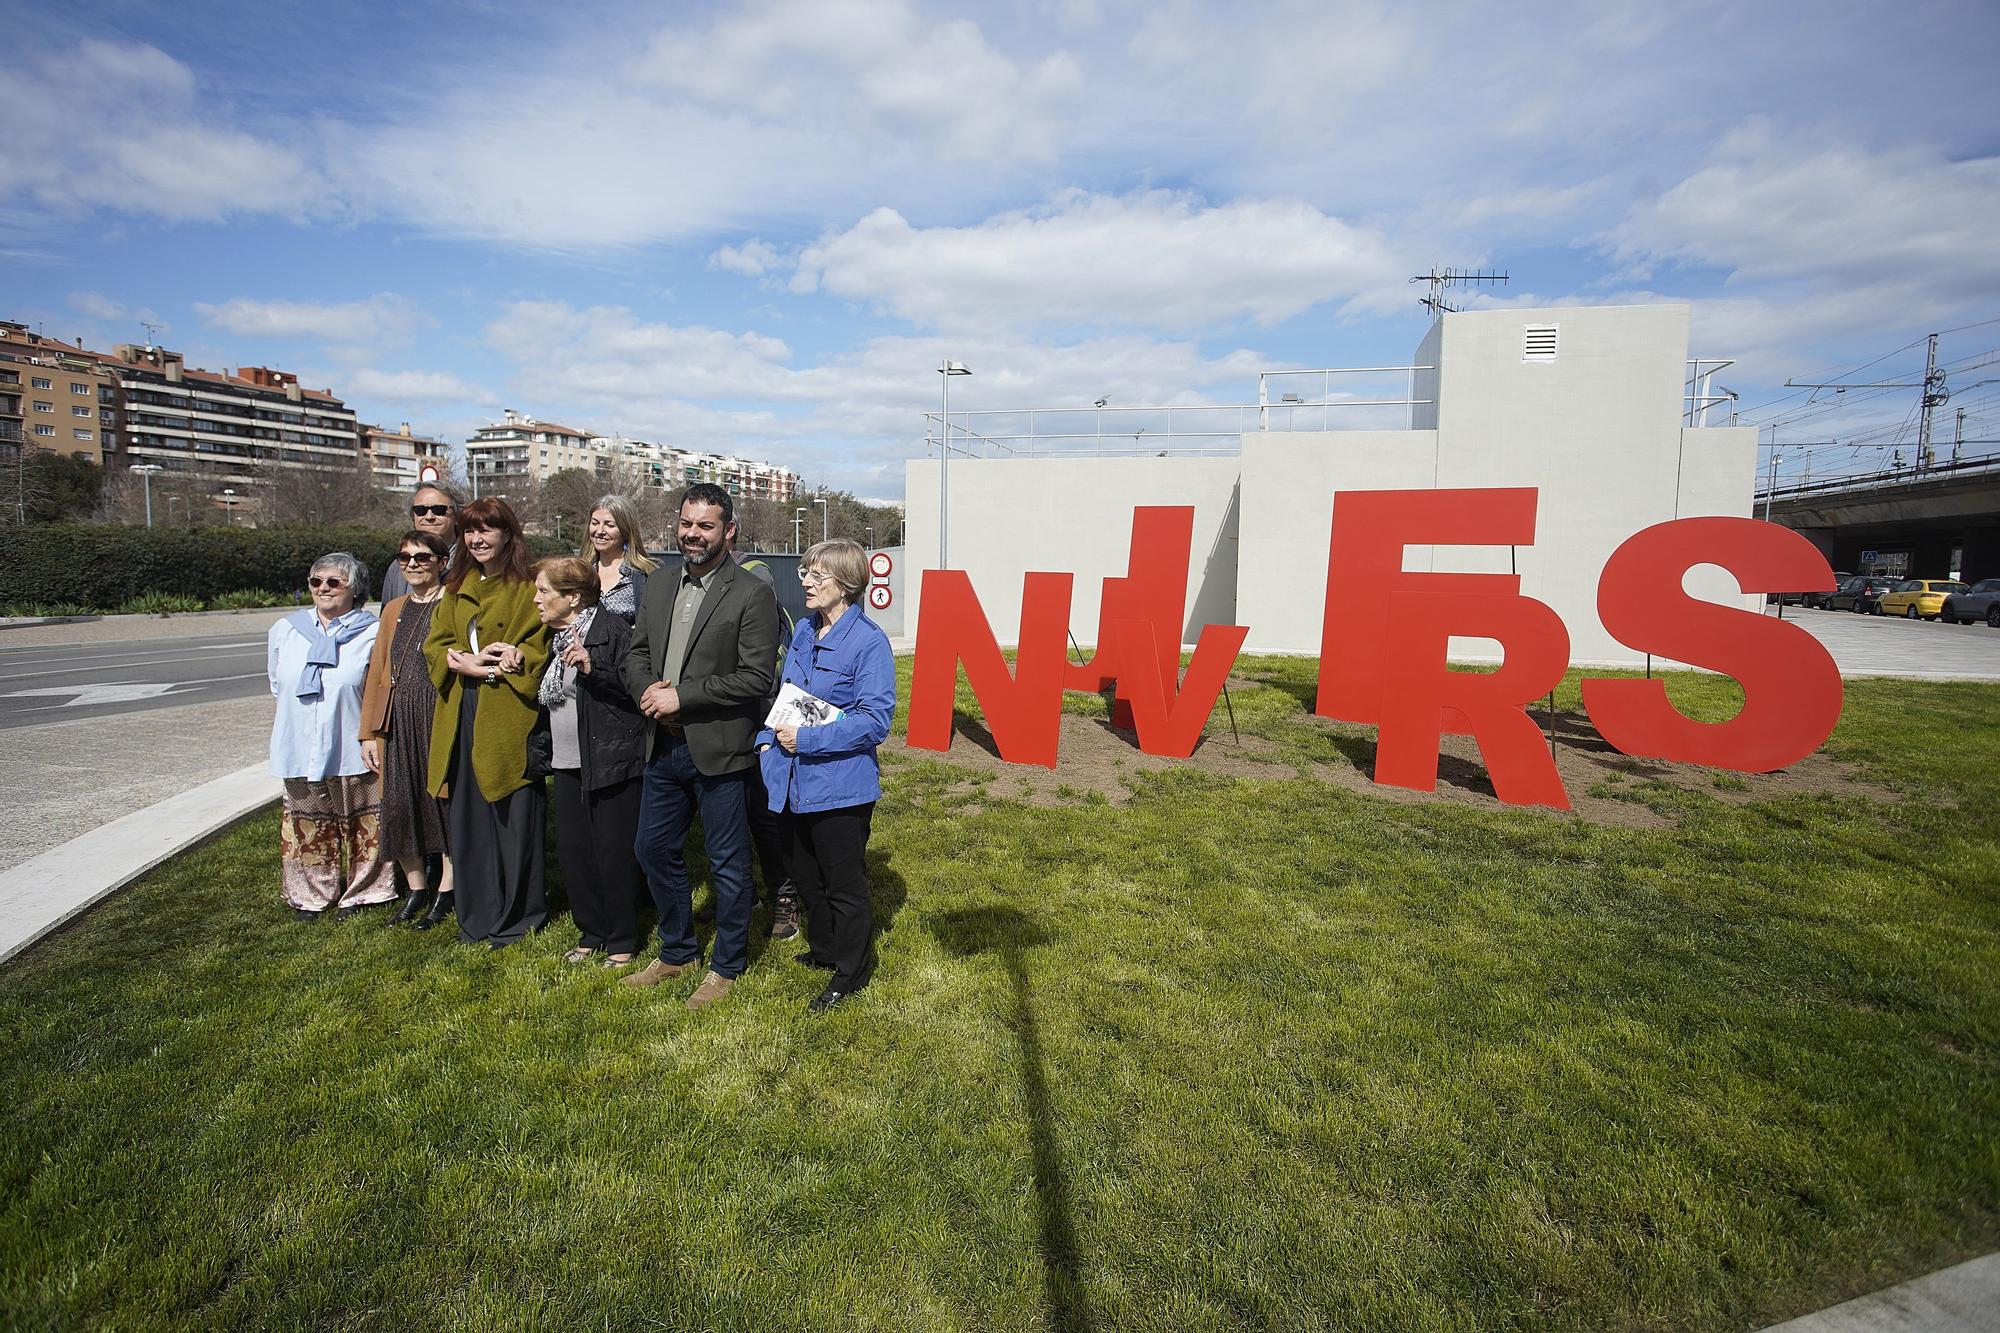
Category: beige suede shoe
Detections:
[
  {"x1": 621, "y1": 959, "x2": 698, "y2": 988},
  {"x1": 685, "y1": 971, "x2": 734, "y2": 1010}
]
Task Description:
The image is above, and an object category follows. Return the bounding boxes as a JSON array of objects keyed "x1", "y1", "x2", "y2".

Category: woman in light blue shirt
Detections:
[
  {"x1": 756, "y1": 539, "x2": 897, "y2": 1013},
  {"x1": 267, "y1": 552, "x2": 393, "y2": 919}
]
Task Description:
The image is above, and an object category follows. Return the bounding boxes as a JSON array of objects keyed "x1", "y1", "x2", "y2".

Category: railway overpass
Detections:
[{"x1": 1760, "y1": 452, "x2": 2000, "y2": 582}]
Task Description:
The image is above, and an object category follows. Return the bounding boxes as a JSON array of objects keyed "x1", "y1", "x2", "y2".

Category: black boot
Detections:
[
  {"x1": 391, "y1": 888, "x2": 435, "y2": 925},
  {"x1": 412, "y1": 892, "x2": 454, "y2": 932}
]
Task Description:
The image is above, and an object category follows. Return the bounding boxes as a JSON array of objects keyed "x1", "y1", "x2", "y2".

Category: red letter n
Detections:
[{"x1": 909, "y1": 569, "x2": 1072, "y2": 768}]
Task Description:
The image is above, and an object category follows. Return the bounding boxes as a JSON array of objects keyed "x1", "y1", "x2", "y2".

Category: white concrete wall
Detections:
[
  {"x1": 904, "y1": 455, "x2": 1242, "y2": 646},
  {"x1": 903, "y1": 303, "x2": 1759, "y2": 665}
]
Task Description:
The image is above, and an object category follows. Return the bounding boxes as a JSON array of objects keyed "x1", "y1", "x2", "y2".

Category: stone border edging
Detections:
[
  {"x1": 1756, "y1": 1253, "x2": 2000, "y2": 1331},
  {"x1": 0, "y1": 764, "x2": 280, "y2": 966}
]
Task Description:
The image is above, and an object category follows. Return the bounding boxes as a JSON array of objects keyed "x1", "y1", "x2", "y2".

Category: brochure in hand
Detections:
[{"x1": 766, "y1": 681, "x2": 845, "y2": 730}]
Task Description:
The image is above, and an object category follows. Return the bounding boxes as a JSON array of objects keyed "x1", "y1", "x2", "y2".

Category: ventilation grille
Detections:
[{"x1": 1523, "y1": 324, "x2": 1559, "y2": 360}]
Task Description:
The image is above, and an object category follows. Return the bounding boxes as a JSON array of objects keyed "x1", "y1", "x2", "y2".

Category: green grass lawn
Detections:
[{"x1": 3, "y1": 659, "x2": 1997, "y2": 1330}]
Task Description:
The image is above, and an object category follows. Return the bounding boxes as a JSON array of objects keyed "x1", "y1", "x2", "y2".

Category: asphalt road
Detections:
[{"x1": 0, "y1": 630, "x2": 273, "y2": 729}]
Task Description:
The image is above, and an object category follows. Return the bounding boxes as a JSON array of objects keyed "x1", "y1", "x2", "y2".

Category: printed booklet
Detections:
[{"x1": 765, "y1": 681, "x2": 845, "y2": 729}]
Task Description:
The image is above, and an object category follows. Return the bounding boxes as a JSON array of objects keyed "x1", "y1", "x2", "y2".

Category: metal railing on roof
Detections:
[
  {"x1": 1685, "y1": 358, "x2": 1736, "y2": 426},
  {"x1": 923, "y1": 365, "x2": 1435, "y2": 458}
]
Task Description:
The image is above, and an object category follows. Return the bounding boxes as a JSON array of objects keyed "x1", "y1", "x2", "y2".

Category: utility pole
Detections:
[
  {"x1": 1763, "y1": 431, "x2": 1780, "y2": 523},
  {"x1": 1953, "y1": 407, "x2": 1967, "y2": 466},
  {"x1": 1917, "y1": 333, "x2": 1945, "y2": 470}
]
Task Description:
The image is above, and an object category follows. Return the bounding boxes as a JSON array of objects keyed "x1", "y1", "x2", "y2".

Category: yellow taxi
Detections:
[{"x1": 1874, "y1": 578, "x2": 1968, "y2": 620}]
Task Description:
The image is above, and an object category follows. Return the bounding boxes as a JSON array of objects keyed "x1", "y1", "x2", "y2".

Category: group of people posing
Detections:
[{"x1": 264, "y1": 482, "x2": 897, "y2": 1013}]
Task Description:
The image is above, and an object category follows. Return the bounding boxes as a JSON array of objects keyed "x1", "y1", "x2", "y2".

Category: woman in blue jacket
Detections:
[{"x1": 756, "y1": 538, "x2": 898, "y2": 1013}]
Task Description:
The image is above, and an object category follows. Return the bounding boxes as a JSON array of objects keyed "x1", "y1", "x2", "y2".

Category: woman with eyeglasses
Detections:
[
  {"x1": 267, "y1": 552, "x2": 393, "y2": 918},
  {"x1": 579, "y1": 493, "x2": 655, "y2": 625},
  {"x1": 755, "y1": 539, "x2": 898, "y2": 1013},
  {"x1": 424, "y1": 498, "x2": 552, "y2": 947},
  {"x1": 358, "y1": 529, "x2": 456, "y2": 929}
]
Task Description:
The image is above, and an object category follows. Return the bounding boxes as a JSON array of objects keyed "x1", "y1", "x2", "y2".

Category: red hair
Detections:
[{"x1": 448, "y1": 497, "x2": 534, "y2": 590}]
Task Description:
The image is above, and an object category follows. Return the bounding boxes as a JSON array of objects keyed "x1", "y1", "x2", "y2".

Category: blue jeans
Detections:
[{"x1": 636, "y1": 733, "x2": 755, "y2": 979}]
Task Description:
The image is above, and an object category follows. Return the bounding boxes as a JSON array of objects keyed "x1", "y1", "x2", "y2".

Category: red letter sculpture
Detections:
[
  {"x1": 1582, "y1": 518, "x2": 1841, "y2": 771},
  {"x1": 909, "y1": 569, "x2": 1072, "y2": 768},
  {"x1": 1317, "y1": 487, "x2": 1541, "y2": 724},
  {"x1": 1374, "y1": 591, "x2": 1572, "y2": 808}
]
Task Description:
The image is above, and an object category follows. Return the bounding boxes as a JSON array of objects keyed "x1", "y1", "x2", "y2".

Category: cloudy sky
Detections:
[{"x1": 5, "y1": 0, "x2": 1998, "y2": 499}]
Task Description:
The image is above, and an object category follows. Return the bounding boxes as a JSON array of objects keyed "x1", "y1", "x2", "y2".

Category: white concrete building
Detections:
[
  {"x1": 465, "y1": 411, "x2": 801, "y2": 502},
  {"x1": 903, "y1": 303, "x2": 1757, "y2": 667}
]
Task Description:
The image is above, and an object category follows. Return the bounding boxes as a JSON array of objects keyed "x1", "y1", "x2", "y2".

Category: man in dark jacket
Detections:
[{"x1": 620, "y1": 484, "x2": 781, "y2": 1009}]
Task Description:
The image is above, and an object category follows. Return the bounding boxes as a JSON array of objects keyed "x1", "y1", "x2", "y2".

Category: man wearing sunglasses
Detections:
[{"x1": 380, "y1": 483, "x2": 462, "y2": 601}]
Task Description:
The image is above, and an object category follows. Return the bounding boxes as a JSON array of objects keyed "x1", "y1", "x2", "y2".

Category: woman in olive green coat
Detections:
[{"x1": 424, "y1": 498, "x2": 551, "y2": 947}]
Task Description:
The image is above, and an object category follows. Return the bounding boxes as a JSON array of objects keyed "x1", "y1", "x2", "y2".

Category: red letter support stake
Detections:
[
  {"x1": 908, "y1": 569, "x2": 1072, "y2": 768},
  {"x1": 1582, "y1": 518, "x2": 1841, "y2": 771},
  {"x1": 1374, "y1": 591, "x2": 1573, "y2": 809}
]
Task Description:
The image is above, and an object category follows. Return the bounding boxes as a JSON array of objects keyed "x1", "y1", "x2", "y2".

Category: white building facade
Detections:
[{"x1": 902, "y1": 304, "x2": 1759, "y2": 668}]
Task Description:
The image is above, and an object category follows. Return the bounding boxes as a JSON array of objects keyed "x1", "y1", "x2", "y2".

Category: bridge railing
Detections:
[{"x1": 1755, "y1": 450, "x2": 2000, "y2": 505}]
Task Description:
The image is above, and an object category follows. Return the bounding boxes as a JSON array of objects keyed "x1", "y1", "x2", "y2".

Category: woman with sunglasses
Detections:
[
  {"x1": 358, "y1": 529, "x2": 456, "y2": 928},
  {"x1": 424, "y1": 498, "x2": 552, "y2": 947},
  {"x1": 579, "y1": 493, "x2": 655, "y2": 625},
  {"x1": 267, "y1": 552, "x2": 393, "y2": 917},
  {"x1": 755, "y1": 540, "x2": 897, "y2": 1012}
]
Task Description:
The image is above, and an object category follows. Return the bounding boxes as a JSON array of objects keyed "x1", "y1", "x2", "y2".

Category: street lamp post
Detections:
[
  {"x1": 793, "y1": 507, "x2": 807, "y2": 554},
  {"x1": 937, "y1": 360, "x2": 970, "y2": 568},
  {"x1": 130, "y1": 463, "x2": 162, "y2": 528},
  {"x1": 865, "y1": 524, "x2": 874, "y2": 551},
  {"x1": 815, "y1": 493, "x2": 829, "y2": 544},
  {"x1": 222, "y1": 487, "x2": 238, "y2": 526}
]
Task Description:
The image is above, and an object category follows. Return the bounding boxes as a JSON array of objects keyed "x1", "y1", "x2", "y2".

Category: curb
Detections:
[
  {"x1": 0, "y1": 606, "x2": 302, "y2": 631},
  {"x1": 0, "y1": 764, "x2": 280, "y2": 966}
]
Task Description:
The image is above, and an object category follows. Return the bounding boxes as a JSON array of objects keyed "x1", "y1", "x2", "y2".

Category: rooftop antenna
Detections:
[
  {"x1": 140, "y1": 319, "x2": 162, "y2": 349},
  {"x1": 1410, "y1": 266, "x2": 1509, "y2": 317}
]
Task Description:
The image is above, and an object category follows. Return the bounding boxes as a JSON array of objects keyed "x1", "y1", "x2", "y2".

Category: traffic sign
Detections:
[{"x1": 867, "y1": 584, "x2": 893, "y2": 610}]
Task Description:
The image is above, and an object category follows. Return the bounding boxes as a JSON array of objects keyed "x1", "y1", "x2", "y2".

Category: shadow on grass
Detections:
[{"x1": 929, "y1": 905, "x2": 1092, "y2": 1333}]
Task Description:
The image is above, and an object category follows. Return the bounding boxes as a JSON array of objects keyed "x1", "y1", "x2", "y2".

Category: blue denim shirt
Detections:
[{"x1": 756, "y1": 607, "x2": 896, "y2": 814}]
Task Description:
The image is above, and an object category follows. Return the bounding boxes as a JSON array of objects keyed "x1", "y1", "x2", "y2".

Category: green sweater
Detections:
[{"x1": 424, "y1": 574, "x2": 551, "y2": 802}]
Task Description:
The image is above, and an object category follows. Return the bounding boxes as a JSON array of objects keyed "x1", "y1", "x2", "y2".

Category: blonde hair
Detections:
[
  {"x1": 802, "y1": 538, "x2": 867, "y2": 600},
  {"x1": 579, "y1": 494, "x2": 658, "y2": 573}
]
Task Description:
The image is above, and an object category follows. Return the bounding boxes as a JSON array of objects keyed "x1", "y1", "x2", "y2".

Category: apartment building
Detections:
[
  {"x1": 465, "y1": 409, "x2": 802, "y2": 501},
  {"x1": 111, "y1": 345, "x2": 362, "y2": 486},
  {"x1": 465, "y1": 410, "x2": 596, "y2": 495},
  {"x1": 0, "y1": 323, "x2": 117, "y2": 465},
  {"x1": 362, "y1": 421, "x2": 451, "y2": 492}
]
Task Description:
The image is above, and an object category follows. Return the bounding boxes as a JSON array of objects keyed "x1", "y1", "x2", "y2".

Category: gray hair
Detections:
[
  {"x1": 802, "y1": 538, "x2": 867, "y2": 600},
  {"x1": 310, "y1": 551, "x2": 370, "y2": 605},
  {"x1": 412, "y1": 479, "x2": 465, "y2": 507}
]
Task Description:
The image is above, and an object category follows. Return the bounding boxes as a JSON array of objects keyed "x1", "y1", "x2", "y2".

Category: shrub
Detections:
[
  {"x1": 0, "y1": 523, "x2": 407, "y2": 612},
  {"x1": 114, "y1": 592, "x2": 207, "y2": 616},
  {"x1": 208, "y1": 588, "x2": 289, "y2": 610},
  {"x1": 0, "y1": 601, "x2": 98, "y2": 618}
]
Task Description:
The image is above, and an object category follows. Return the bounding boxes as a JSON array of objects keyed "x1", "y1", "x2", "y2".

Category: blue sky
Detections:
[{"x1": 5, "y1": 0, "x2": 1999, "y2": 500}]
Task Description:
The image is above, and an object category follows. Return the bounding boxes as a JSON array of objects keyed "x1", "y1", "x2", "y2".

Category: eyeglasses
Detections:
[
  {"x1": 412, "y1": 504, "x2": 453, "y2": 517},
  {"x1": 397, "y1": 552, "x2": 437, "y2": 565},
  {"x1": 798, "y1": 568, "x2": 830, "y2": 585},
  {"x1": 308, "y1": 576, "x2": 347, "y2": 590}
]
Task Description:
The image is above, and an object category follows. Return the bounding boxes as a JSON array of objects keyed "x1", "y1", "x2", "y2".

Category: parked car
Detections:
[
  {"x1": 1942, "y1": 578, "x2": 2000, "y2": 627},
  {"x1": 1803, "y1": 572, "x2": 1854, "y2": 609},
  {"x1": 1823, "y1": 574, "x2": 1899, "y2": 613},
  {"x1": 1875, "y1": 578, "x2": 1968, "y2": 620}
]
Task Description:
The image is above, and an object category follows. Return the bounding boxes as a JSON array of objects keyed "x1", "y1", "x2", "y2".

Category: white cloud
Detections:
[
  {"x1": 345, "y1": 368, "x2": 497, "y2": 406},
  {"x1": 194, "y1": 294, "x2": 433, "y2": 348},
  {"x1": 633, "y1": 0, "x2": 1084, "y2": 161},
  {"x1": 478, "y1": 300, "x2": 1281, "y2": 493},
  {"x1": 0, "y1": 40, "x2": 322, "y2": 223},
  {"x1": 711, "y1": 239, "x2": 783, "y2": 277},
  {"x1": 790, "y1": 190, "x2": 1404, "y2": 332},
  {"x1": 68, "y1": 292, "x2": 127, "y2": 322}
]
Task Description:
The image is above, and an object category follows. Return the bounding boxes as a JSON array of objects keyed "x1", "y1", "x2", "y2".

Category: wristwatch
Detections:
[{"x1": 485, "y1": 667, "x2": 499, "y2": 685}]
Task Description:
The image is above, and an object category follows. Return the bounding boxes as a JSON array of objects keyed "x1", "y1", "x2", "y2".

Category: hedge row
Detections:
[{"x1": 0, "y1": 523, "x2": 567, "y2": 612}]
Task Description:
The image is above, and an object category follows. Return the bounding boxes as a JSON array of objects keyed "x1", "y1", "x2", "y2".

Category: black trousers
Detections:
[
  {"x1": 789, "y1": 802, "x2": 875, "y2": 990},
  {"x1": 747, "y1": 764, "x2": 793, "y2": 904},
  {"x1": 551, "y1": 770, "x2": 644, "y2": 955}
]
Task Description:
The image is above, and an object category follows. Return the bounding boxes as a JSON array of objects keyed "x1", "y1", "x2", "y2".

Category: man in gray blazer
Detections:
[{"x1": 620, "y1": 483, "x2": 781, "y2": 1009}]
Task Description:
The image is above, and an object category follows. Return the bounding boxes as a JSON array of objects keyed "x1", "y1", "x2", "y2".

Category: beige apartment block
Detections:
[
  {"x1": 362, "y1": 421, "x2": 451, "y2": 492},
  {"x1": 466, "y1": 409, "x2": 801, "y2": 502},
  {"x1": 0, "y1": 322, "x2": 117, "y2": 466}
]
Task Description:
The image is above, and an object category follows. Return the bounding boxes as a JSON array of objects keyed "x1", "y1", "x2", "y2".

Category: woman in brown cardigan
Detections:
[
  {"x1": 359, "y1": 528, "x2": 454, "y2": 928},
  {"x1": 423, "y1": 498, "x2": 551, "y2": 948}
]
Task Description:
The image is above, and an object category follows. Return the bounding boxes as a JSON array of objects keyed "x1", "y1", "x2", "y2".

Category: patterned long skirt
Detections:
[{"x1": 281, "y1": 775, "x2": 396, "y2": 912}]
